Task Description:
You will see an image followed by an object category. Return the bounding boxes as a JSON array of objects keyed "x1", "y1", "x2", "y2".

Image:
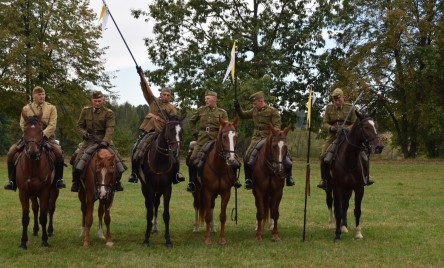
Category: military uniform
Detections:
[
  {"x1": 4, "y1": 86, "x2": 65, "y2": 191},
  {"x1": 235, "y1": 91, "x2": 294, "y2": 189}
]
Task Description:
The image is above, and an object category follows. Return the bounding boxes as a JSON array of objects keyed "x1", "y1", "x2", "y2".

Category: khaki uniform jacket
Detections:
[
  {"x1": 189, "y1": 106, "x2": 228, "y2": 146},
  {"x1": 237, "y1": 105, "x2": 281, "y2": 153},
  {"x1": 77, "y1": 106, "x2": 115, "y2": 145},
  {"x1": 139, "y1": 98, "x2": 177, "y2": 133},
  {"x1": 20, "y1": 102, "x2": 57, "y2": 138},
  {"x1": 321, "y1": 102, "x2": 357, "y2": 155}
]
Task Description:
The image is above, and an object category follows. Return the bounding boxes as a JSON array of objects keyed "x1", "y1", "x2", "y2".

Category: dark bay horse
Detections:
[
  {"x1": 195, "y1": 116, "x2": 238, "y2": 245},
  {"x1": 15, "y1": 112, "x2": 58, "y2": 249},
  {"x1": 252, "y1": 124, "x2": 291, "y2": 242},
  {"x1": 138, "y1": 115, "x2": 184, "y2": 248},
  {"x1": 323, "y1": 110, "x2": 383, "y2": 240},
  {"x1": 78, "y1": 148, "x2": 117, "y2": 248}
]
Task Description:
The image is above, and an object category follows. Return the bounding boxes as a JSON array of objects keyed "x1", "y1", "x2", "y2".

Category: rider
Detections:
[
  {"x1": 234, "y1": 91, "x2": 295, "y2": 189},
  {"x1": 186, "y1": 91, "x2": 242, "y2": 193},
  {"x1": 127, "y1": 66, "x2": 185, "y2": 185},
  {"x1": 70, "y1": 91, "x2": 125, "y2": 192},
  {"x1": 317, "y1": 87, "x2": 375, "y2": 190},
  {"x1": 4, "y1": 86, "x2": 66, "y2": 191}
]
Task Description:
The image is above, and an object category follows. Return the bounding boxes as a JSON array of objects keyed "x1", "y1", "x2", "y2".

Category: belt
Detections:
[
  {"x1": 255, "y1": 126, "x2": 270, "y2": 131},
  {"x1": 88, "y1": 130, "x2": 105, "y2": 135},
  {"x1": 200, "y1": 127, "x2": 219, "y2": 132}
]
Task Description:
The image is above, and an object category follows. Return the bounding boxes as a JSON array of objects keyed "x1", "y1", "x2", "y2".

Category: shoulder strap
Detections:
[{"x1": 28, "y1": 103, "x2": 38, "y2": 116}]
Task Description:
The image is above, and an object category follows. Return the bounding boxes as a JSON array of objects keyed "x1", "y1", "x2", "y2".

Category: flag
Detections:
[
  {"x1": 222, "y1": 41, "x2": 236, "y2": 83},
  {"x1": 98, "y1": 5, "x2": 109, "y2": 31},
  {"x1": 307, "y1": 87, "x2": 313, "y2": 128}
]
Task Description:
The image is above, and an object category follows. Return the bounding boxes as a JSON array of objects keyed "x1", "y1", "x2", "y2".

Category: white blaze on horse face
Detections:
[
  {"x1": 368, "y1": 120, "x2": 377, "y2": 135},
  {"x1": 100, "y1": 168, "x2": 107, "y2": 198},
  {"x1": 278, "y1": 140, "x2": 284, "y2": 162},
  {"x1": 175, "y1": 125, "x2": 181, "y2": 144},
  {"x1": 228, "y1": 130, "x2": 236, "y2": 161}
]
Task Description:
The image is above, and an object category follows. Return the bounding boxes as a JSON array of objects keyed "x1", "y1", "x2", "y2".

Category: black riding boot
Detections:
[
  {"x1": 244, "y1": 164, "x2": 253, "y2": 190},
  {"x1": 128, "y1": 160, "x2": 139, "y2": 183},
  {"x1": 232, "y1": 166, "x2": 242, "y2": 189},
  {"x1": 71, "y1": 170, "x2": 80, "y2": 192},
  {"x1": 285, "y1": 167, "x2": 295, "y2": 187},
  {"x1": 172, "y1": 162, "x2": 185, "y2": 184},
  {"x1": 186, "y1": 165, "x2": 196, "y2": 193},
  {"x1": 317, "y1": 162, "x2": 329, "y2": 190},
  {"x1": 4, "y1": 162, "x2": 17, "y2": 191},
  {"x1": 55, "y1": 162, "x2": 66, "y2": 189}
]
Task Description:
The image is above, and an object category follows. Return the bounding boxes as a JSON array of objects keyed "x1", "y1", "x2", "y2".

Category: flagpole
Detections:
[
  {"x1": 302, "y1": 84, "x2": 313, "y2": 242},
  {"x1": 101, "y1": 0, "x2": 139, "y2": 67},
  {"x1": 234, "y1": 42, "x2": 238, "y2": 225}
]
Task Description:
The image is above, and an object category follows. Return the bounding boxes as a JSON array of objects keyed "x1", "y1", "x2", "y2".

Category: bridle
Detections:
[
  {"x1": 264, "y1": 134, "x2": 287, "y2": 175},
  {"x1": 344, "y1": 116, "x2": 380, "y2": 151},
  {"x1": 155, "y1": 120, "x2": 181, "y2": 156},
  {"x1": 216, "y1": 126, "x2": 237, "y2": 161}
]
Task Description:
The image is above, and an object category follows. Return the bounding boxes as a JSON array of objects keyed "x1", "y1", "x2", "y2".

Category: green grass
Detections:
[{"x1": 0, "y1": 157, "x2": 443, "y2": 267}]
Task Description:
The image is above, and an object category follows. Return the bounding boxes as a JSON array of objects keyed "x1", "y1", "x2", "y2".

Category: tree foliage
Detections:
[{"x1": 323, "y1": 0, "x2": 444, "y2": 158}]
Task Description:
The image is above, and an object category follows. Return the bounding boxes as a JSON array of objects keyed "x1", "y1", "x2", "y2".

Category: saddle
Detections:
[
  {"x1": 133, "y1": 132, "x2": 158, "y2": 163},
  {"x1": 246, "y1": 139, "x2": 265, "y2": 166}
]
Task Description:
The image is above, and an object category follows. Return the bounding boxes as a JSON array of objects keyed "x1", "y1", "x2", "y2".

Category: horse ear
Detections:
[
  {"x1": 355, "y1": 109, "x2": 363, "y2": 120},
  {"x1": 233, "y1": 115, "x2": 239, "y2": 127},
  {"x1": 283, "y1": 123, "x2": 292, "y2": 135}
]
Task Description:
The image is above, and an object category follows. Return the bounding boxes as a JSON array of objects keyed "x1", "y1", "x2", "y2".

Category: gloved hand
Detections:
[
  {"x1": 234, "y1": 99, "x2": 241, "y2": 110},
  {"x1": 82, "y1": 132, "x2": 92, "y2": 140},
  {"x1": 329, "y1": 126, "x2": 338, "y2": 133},
  {"x1": 136, "y1": 65, "x2": 143, "y2": 74},
  {"x1": 98, "y1": 141, "x2": 108, "y2": 149}
]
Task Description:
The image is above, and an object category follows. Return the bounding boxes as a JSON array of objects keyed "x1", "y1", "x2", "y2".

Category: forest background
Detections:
[{"x1": 1, "y1": 0, "x2": 443, "y2": 159}]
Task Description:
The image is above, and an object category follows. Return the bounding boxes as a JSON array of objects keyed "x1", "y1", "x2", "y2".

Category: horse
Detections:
[
  {"x1": 138, "y1": 115, "x2": 184, "y2": 248},
  {"x1": 322, "y1": 110, "x2": 383, "y2": 240},
  {"x1": 251, "y1": 124, "x2": 291, "y2": 242},
  {"x1": 78, "y1": 148, "x2": 117, "y2": 248},
  {"x1": 15, "y1": 111, "x2": 59, "y2": 249},
  {"x1": 194, "y1": 115, "x2": 239, "y2": 245}
]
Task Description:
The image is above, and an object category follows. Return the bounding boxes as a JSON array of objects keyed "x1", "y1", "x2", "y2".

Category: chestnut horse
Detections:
[
  {"x1": 78, "y1": 148, "x2": 117, "y2": 248},
  {"x1": 138, "y1": 115, "x2": 184, "y2": 248},
  {"x1": 195, "y1": 116, "x2": 238, "y2": 245},
  {"x1": 15, "y1": 112, "x2": 58, "y2": 249},
  {"x1": 251, "y1": 124, "x2": 291, "y2": 242},
  {"x1": 322, "y1": 110, "x2": 383, "y2": 240}
]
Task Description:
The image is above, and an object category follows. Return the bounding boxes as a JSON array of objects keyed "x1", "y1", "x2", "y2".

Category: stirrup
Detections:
[
  {"x1": 186, "y1": 182, "x2": 196, "y2": 193},
  {"x1": 286, "y1": 176, "x2": 295, "y2": 187},
  {"x1": 115, "y1": 181, "x2": 124, "y2": 191},
  {"x1": 317, "y1": 180, "x2": 327, "y2": 190},
  {"x1": 71, "y1": 182, "x2": 79, "y2": 192},
  {"x1": 245, "y1": 179, "x2": 253, "y2": 190},
  {"x1": 4, "y1": 181, "x2": 17, "y2": 191},
  {"x1": 56, "y1": 179, "x2": 66, "y2": 189},
  {"x1": 233, "y1": 180, "x2": 242, "y2": 189},
  {"x1": 128, "y1": 173, "x2": 138, "y2": 183}
]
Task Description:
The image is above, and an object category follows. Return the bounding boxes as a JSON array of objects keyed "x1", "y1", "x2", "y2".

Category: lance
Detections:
[
  {"x1": 101, "y1": 0, "x2": 168, "y2": 121},
  {"x1": 302, "y1": 84, "x2": 313, "y2": 242}
]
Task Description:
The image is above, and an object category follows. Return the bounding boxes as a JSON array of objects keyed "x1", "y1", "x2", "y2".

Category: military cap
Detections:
[
  {"x1": 32, "y1": 86, "x2": 45, "y2": 94},
  {"x1": 161, "y1": 87, "x2": 172, "y2": 93},
  {"x1": 332, "y1": 88, "x2": 344, "y2": 98},
  {"x1": 249, "y1": 91, "x2": 265, "y2": 102},
  {"x1": 205, "y1": 90, "x2": 217, "y2": 97},
  {"x1": 92, "y1": 91, "x2": 104, "y2": 99}
]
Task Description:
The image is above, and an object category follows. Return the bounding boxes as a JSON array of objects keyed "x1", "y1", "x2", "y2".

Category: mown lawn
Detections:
[{"x1": 0, "y1": 158, "x2": 443, "y2": 267}]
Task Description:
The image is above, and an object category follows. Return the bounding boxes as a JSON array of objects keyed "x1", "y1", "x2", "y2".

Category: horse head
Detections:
[
  {"x1": 217, "y1": 115, "x2": 238, "y2": 165},
  {"x1": 162, "y1": 114, "x2": 185, "y2": 163},
  {"x1": 266, "y1": 124, "x2": 291, "y2": 172},
  {"x1": 354, "y1": 110, "x2": 384, "y2": 154},
  {"x1": 94, "y1": 149, "x2": 116, "y2": 200},
  {"x1": 22, "y1": 111, "x2": 44, "y2": 160}
]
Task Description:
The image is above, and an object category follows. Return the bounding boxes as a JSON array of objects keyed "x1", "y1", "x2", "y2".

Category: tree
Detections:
[
  {"x1": 0, "y1": 0, "x2": 113, "y2": 143},
  {"x1": 324, "y1": 0, "x2": 444, "y2": 158},
  {"x1": 133, "y1": 0, "x2": 332, "y2": 130}
]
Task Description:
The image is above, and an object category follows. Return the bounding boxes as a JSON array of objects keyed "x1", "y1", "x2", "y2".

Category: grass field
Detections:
[{"x1": 0, "y1": 157, "x2": 443, "y2": 267}]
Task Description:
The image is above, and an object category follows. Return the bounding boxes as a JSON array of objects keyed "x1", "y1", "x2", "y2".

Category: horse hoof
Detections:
[
  {"x1": 143, "y1": 241, "x2": 150, "y2": 247},
  {"x1": 272, "y1": 236, "x2": 281, "y2": 242},
  {"x1": 42, "y1": 241, "x2": 50, "y2": 248},
  {"x1": 106, "y1": 241, "x2": 114, "y2": 247},
  {"x1": 205, "y1": 239, "x2": 212, "y2": 245},
  {"x1": 341, "y1": 226, "x2": 349, "y2": 233},
  {"x1": 166, "y1": 242, "x2": 173, "y2": 248},
  {"x1": 255, "y1": 236, "x2": 262, "y2": 241},
  {"x1": 218, "y1": 239, "x2": 226, "y2": 245},
  {"x1": 19, "y1": 244, "x2": 27, "y2": 250}
]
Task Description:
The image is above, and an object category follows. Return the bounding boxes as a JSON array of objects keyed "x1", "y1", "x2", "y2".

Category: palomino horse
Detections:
[
  {"x1": 196, "y1": 116, "x2": 238, "y2": 245},
  {"x1": 138, "y1": 115, "x2": 184, "y2": 248},
  {"x1": 322, "y1": 110, "x2": 383, "y2": 240},
  {"x1": 78, "y1": 148, "x2": 117, "y2": 248},
  {"x1": 252, "y1": 124, "x2": 291, "y2": 242},
  {"x1": 15, "y1": 112, "x2": 58, "y2": 249}
]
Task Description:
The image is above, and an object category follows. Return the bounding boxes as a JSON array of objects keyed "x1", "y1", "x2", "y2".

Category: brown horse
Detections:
[
  {"x1": 15, "y1": 111, "x2": 58, "y2": 249},
  {"x1": 78, "y1": 148, "x2": 117, "y2": 248},
  {"x1": 194, "y1": 116, "x2": 238, "y2": 245},
  {"x1": 322, "y1": 110, "x2": 383, "y2": 240},
  {"x1": 251, "y1": 124, "x2": 291, "y2": 242},
  {"x1": 138, "y1": 115, "x2": 184, "y2": 248}
]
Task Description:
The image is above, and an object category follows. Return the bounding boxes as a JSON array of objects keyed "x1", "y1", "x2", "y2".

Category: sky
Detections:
[{"x1": 90, "y1": 0, "x2": 156, "y2": 106}]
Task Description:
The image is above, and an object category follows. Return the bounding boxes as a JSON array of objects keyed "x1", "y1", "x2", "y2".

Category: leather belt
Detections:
[
  {"x1": 255, "y1": 126, "x2": 269, "y2": 131},
  {"x1": 88, "y1": 130, "x2": 105, "y2": 135},
  {"x1": 200, "y1": 127, "x2": 219, "y2": 132}
]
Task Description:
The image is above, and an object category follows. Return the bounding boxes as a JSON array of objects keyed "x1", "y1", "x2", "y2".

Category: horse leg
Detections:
[
  {"x1": 19, "y1": 193, "x2": 30, "y2": 250},
  {"x1": 98, "y1": 201, "x2": 105, "y2": 239},
  {"x1": 193, "y1": 208, "x2": 199, "y2": 232},
  {"x1": 152, "y1": 193, "x2": 160, "y2": 234},
  {"x1": 354, "y1": 187, "x2": 364, "y2": 239},
  {"x1": 203, "y1": 191, "x2": 213, "y2": 245},
  {"x1": 341, "y1": 191, "x2": 352, "y2": 233},
  {"x1": 271, "y1": 190, "x2": 283, "y2": 242},
  {"x1": 163, "y1": 187, "x2": 173, "y2": 248},
  {"x1": 218, "y1": 191, "x2": 231, "y2": 245},
  {"x1": 326, "y1": 188, "x2": 335, "y2": 229},
  {"x1": 254, "y1": 190, "x2": 264, "y2": 241},
  {"x1": 210, "y1": 209, "x2": 217, "y2": 233},
  {"x1": 333, "y1": 191, "x2": 342, "y2": 240},
  {"x1": 39, "y1": 195, "x2": 50, "y2": 247},
  {"x1": 143, "y1": 189, "x2": 154, "y2": 247},
  {"x1": 47, "y1": 188, "x2": 59, "y2": 237},
  {"x1": 31, "y1": 196, "x2": 39, "y2": 236},
  {"x1": 83, "y1": 200, "x2": 94, "y2": 248},
  {"x1": 104, "y1": 197, "x2": 114, "y2": 247},
  {"x1": 79, "y1": 191, "x2": 87, "y2": 238}
]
